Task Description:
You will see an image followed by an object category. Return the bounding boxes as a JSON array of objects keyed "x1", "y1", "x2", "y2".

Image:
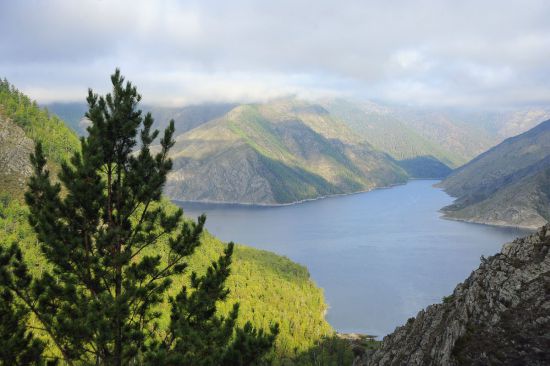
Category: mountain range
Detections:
[
  {"x1": 48, "y1": 98, "x2": 550, "y2": 205},
  {"x1": 438, "y1": 119, "x2": 550, "y2": 229}
]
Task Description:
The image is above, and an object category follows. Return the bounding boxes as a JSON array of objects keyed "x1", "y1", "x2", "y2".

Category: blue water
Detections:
[{"x1": 175, "y1": 180, "x2": 528, "y2": 337}]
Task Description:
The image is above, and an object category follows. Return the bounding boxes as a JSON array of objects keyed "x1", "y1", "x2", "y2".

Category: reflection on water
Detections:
[{"x1": 175, "y1": 180, "x2": 529, "y2": 337}]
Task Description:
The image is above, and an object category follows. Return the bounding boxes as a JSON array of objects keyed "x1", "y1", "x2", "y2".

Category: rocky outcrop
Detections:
[
  {"x1": 361, "y1": 225, "x2": 550, "y2": 366},
  {"x1": 0, "y1": 114, "x2": 34, "y2": 196}
]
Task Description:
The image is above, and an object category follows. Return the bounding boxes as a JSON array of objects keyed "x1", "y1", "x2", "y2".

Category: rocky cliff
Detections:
[
  {"x1": 360, "y1": 225, "x2": 550, "y2": 366},
  {"x1": 0, "y1": 114, "x2": 34, "y2": 197}
]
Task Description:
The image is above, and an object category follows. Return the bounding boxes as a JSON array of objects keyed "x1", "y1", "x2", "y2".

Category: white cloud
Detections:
[{"x1": 1, "y1": 0, "x2": 550, "y2": 108}]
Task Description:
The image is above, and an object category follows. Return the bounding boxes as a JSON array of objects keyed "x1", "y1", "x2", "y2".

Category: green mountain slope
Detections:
[
  {"x1": 164, "y1": 99, "x2": 409, "y2": 204},
  {"x1": 0, "y1": 80, "x2": 334, "y2": 360},
  {"x1": 0, "y1": 80, "x2": 80, "y2": 198},
  {"x1": 46, "y1": 102, "x2": 237, "y2": 137},
  {"x1": 321, "y1": 99, "x2": 461, "y2": 167},
  {"x1": 438, "y1": 119, "x2": 550, "y2": 228},
  {"x1": 391, "y1": 107, "x2": 495, "y2": 165}
]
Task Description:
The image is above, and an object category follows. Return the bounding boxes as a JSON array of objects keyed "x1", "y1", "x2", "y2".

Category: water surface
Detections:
[{"x1": 175, "y1": 180, "x2": 528, "y2": 337}]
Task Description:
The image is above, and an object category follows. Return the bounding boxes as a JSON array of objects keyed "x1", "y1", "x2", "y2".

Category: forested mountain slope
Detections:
[
  {"x1": 47, "y1": 101, "x2": 237, "y2": 137},
  {"x1": 321, "y1": 99, "x2": 461, "y2": 169},
  {"x1": 438, "y1": 119, "x2": 550, "y2": 228},
  {"x1": 0, "y1": 80, "x2": 80, "y2": 198},
  {"x1": 163, "y1": 99, "x2": 409, "y2": 204},
  {"x1": 47, "y1": 97, "x2": 550, "y2": 205},
  {"x1": 0, "y1": 80, "x2": 335, "y2": 361}
]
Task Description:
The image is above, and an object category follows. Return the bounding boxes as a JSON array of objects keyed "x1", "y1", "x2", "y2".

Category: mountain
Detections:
[
  {"x1": 360, "y1": 225, "x2": 550, "y2": 366},
  {"x1": 0, "y1": 80, "x2": 81, "y2": 198},
  {"x1": 322, "y1": 100, "x2": 550, "y2": 170},
  {"x1": 0, "y1": 80, "x2": 335, "y2": 360},
  {"x1": 162, "y1": 99, "x2": 409, "y2": 204},
  {"x1": 438, "y1": 119, "x2": 550, "y2": 229},
  {"x1": 47, "y1": 97, "x2": 550, "y2": 205},
  {"x1": 46, "y1": 101, "x2": 237, "y2": 137},
  {"x1": 321, "y1": 99, "x2": 464, "y2": 169},
  {"x1": 44, "y1": 101, "x2": 89, "y2": 135}
]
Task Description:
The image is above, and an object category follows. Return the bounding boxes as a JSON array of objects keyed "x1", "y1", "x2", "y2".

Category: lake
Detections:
[{"x1": 175, "y1": 180, "x2": 528, "y2": 337}]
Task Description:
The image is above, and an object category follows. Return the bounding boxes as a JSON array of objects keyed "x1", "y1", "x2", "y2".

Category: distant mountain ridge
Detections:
[
  {"x1": 164, "y1": 100, "x2": 409, "y2": 204},
  {"x1": 46, "y1": 98, "x2": 550, "y2": 205},
  {"x1": 438, "y1": 119, "x2": 550, "y2": 228}
]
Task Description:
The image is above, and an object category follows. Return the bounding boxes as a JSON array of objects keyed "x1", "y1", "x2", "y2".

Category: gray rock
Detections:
[
  {"x1": 361, "y1": 224, "x2": 550, "y2": 366},
  {"x1": 0, "y1": 115, "x2": 34, "y2": 196}
]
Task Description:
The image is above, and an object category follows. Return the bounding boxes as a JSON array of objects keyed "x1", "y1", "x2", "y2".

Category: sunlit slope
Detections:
[
  {"x1": 0, "y1": 80, "x2": 334, "y2": 359},
  {"x1": 164, "y1": 100, "x2": 408, "y2": 204}
]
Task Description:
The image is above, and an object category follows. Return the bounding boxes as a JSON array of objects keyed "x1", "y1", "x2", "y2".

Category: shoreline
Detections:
[
  {"x1": 172, "y1": 178, "x2": 440, "y2": 208},
  {"x1": 439, "y1": 212, "x2": 539, "y2": 231}
]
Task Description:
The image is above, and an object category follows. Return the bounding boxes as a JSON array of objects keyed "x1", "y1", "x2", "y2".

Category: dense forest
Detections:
[
  {"x1": 0, "y1": 79, "x2": 80, "y2": 166},
  {"x1": 0, "y1": 75, "x2": 361, "y2": 365}
]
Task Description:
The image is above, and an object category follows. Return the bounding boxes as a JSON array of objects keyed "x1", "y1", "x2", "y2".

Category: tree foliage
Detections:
[
  {"x1": 0, "y1": 246, "x2": 45, "y2": 366},
  {"x1": 0, "y1": 70, "x2": 276, "y2": 365},
  {"x1": 0, "y1": 78, "x2": 80, "y2": 166}
]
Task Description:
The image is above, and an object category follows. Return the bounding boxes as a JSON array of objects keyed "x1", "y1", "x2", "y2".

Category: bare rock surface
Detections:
[
  {"x1": 361, "y1": 225, "x2": 550, "y2": 366},
  {"x1": 0, "y1": 114, "x2": 34, "y2": 196}
]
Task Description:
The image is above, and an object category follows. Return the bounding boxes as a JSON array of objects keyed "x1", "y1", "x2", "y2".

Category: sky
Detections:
[{"x1": 1, "y1": 0, "x2": 550, "y2": 108}]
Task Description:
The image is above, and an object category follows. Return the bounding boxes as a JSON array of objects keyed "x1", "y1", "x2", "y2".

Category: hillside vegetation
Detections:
[
  {"x1": 321, "y1": 99, "x2": 463, "y2": 167},
  {"x1": 0, "y1": 80, "x2": 80, "y2": 198},
  {"x1": 48, "y1": 97, "x2": 550, "y2": 206},
  {"x1": 163, "y1": 99, "x2": 409, "y2": 204},
  {"x1": 439, "y1": 119, "x2": 550, "y2": 228},
  {"x1": 0, "y1": 79, "x2": 336, "y2": 362}
]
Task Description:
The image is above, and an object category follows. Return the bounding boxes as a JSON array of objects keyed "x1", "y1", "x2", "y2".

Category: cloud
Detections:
[{"x1": 1, "y1": 0, "x2": 550, "y2": 108}]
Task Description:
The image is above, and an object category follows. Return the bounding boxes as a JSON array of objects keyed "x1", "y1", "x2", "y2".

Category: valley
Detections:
[
  {"x1": 177, "y1": 180, "x2": 528, "y2": 337},
  {"x1": 3, "y1": 1, "x2": 550, "y2": 363}
]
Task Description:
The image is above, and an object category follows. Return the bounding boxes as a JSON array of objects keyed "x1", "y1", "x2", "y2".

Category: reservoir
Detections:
[{"x1": 175, "y1": 180, "x2": 528, "y2": 337}]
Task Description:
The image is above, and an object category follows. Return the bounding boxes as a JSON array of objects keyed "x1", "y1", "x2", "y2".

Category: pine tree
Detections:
[
  {"x1": 145, "y1": 243, "x2": 279, "y2": 365},
  {"x1": 0, "y1": 70, "x2": 276, "y2": 365},
  {"x1": 0, "y1": 245, "x2": 45, "y2": 366}
]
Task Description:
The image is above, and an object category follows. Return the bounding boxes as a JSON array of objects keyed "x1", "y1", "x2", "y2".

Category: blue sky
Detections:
[{"x1": 2, "y1": 0, "x2": 550, "y2": 108}]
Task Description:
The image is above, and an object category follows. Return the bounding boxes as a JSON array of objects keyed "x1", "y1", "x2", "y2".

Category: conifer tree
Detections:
[
  {"x1": 0, "y1": 245, "x2": 45, "y2": 366},
  {"x1": 0, "y1": 70, "x2": 276, "y2": 365}
]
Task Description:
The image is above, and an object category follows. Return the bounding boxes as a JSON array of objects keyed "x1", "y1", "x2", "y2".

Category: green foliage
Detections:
[
  {"x1": 0, "y1": 70, "x2": 276, "y2": 365},
  {"x1": 0, "y1": 79, "x2": 80, "y2": 166},
  {"x1": 145, "y1": 243, "x2": 279, "y2": 365},
  {"x1": 442, "y1": 294, "x2": 455, "y2": 304},
  {"x1": 280, "y1": 335, "x2": 380, "y2": 366},
  {"x1": 0, "y1": 196, "x2": 334, "y2": 364},
  {"x1": 0, "y1": 76, "x2": 336, "y2": 364},
  {"x1": 0, "y1": 275, "x2": 45, "y2": 366}
]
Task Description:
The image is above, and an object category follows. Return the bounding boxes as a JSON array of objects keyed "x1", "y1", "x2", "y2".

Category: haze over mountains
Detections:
[{"x1": 47, "y1": 98, "x2": 550, "y2": 206}]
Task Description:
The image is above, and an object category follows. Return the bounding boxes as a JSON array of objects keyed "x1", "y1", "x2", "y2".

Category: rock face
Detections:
[
  {"x1": 361, "y1": 225, "x2": 550, "y2": 366},
  {"x1": 0, "y1": 114, "x2": 34, "y2": 197}
]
